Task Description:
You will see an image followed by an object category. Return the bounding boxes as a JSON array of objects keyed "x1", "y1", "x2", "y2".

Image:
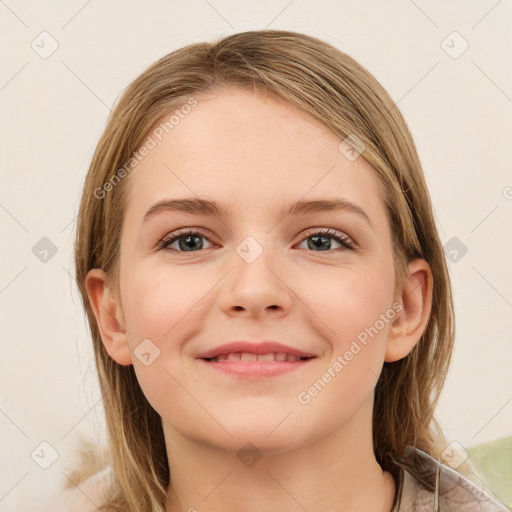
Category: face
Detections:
[{"x1": 108, "y1": 87, "x2": 401, "y2": 452}]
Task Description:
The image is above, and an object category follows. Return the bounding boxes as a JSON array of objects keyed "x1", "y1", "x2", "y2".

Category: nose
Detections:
[{"x1": 219, "y1": 236, "x2": 294, "y2": 318}]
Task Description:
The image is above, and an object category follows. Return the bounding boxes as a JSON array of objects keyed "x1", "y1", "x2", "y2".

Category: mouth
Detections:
[
  {"x1": 195, "y1": 341, "x2": 317, "y2": 377},
  {"x1": 202, "y1": 352, "x2": 315, "y2": 362}
]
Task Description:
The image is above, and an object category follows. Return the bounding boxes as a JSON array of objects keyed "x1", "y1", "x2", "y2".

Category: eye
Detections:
[
  {"x1": 157, "y1": 229, "x2": 213, "y2": 252},
  {"x1": 297, "y1": 228, "x2": 355, "y2": 252}
]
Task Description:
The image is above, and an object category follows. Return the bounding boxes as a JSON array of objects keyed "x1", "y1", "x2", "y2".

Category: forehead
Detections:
[{"x1": 122, "y1": 86, "x2": 386, "y2": 224}]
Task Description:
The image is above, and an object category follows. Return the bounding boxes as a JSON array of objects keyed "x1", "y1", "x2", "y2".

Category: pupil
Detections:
[
  {"x1": 180, "y1": 235, "x2": 202, "y2": 251},
  {"x1": 309, "y1": 234, "x2": 330, "y2": 251}
]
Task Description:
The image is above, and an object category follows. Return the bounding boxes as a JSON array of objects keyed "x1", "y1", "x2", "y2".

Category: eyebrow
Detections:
[{"x1": 142, "y1": 197, "x2": 372, "y2": 227}]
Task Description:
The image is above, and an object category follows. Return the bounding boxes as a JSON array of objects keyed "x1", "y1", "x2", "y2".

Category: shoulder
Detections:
[
  {"x1": 42, "y1": 465, "x2": 115, "y2": 512},
  {"x1": 398, "y1": 447, "x2": 508, "y2": 512}
]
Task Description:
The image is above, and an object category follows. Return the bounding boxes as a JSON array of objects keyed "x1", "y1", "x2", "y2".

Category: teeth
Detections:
[
  {"x1": 210, "y1": 352, "x2": 305, "y2": 362},
  {"x1": 240, "y1": 352, "x2": 258, "y2": 361},
  {"x1": 275, "y1": 352, "x2": 288, "y2": 362},
  {"x1": 257, "y1": 353, "x2": 275, "y2": 361}
]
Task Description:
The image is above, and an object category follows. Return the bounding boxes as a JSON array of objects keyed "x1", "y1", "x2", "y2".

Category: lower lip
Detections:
[{"x1": 196, "y1": 358, "x2": 316, "y2": 377}]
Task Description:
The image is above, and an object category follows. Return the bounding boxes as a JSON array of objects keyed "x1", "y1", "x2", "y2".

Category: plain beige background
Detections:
[{"x1": 1, "y1": 1, "x2": 511, "y2": 510}]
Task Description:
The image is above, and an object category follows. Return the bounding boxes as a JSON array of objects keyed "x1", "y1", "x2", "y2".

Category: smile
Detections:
[
  {"x1": 198, "y1": 352, "x2": 316, "y2": 377},
  {"x1": 203, "y1": 352, "x2": 313, "y2": 362}
]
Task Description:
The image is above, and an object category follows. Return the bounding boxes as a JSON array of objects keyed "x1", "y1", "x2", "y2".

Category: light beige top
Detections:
[
  {"x1": 43, "y1": 448, "x2": 508, "y2": 511},
  {"x1": 395, "y1": 448, "x2": 508, "y2": 511}
]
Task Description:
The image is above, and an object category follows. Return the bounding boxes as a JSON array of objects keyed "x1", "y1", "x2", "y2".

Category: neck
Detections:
[{"x1": 163, "y1": 403, "x2": 396, "y2": 512}]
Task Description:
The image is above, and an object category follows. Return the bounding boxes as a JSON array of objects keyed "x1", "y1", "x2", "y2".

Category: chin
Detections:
[{"x1": 195, "y1": 411, "x2": 314, "y2": 455}]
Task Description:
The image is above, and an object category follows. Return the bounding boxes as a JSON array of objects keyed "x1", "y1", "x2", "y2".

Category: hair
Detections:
[{"x1": 73, "y1": 29, "x2": 457, "y2": 511}]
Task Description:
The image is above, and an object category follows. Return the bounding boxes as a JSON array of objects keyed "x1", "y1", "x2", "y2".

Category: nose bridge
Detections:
[
  {"x1": 221, "y1": 232, "x2": 293, "y2": 315},
  {"x1": 235, "y1": 234, "x2": 267, "y2": 266},
  {"x1": 233, "y1": 233, "x2": 280, "y2": 289}
]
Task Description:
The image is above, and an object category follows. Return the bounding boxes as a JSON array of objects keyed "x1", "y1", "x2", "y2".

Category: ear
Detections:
[
  {"x1": 385, "y1": 258, "x2": 433, "y2": 363},
  {"x1": 85, "y1": 268, "x2": 132, "y2": 365}
]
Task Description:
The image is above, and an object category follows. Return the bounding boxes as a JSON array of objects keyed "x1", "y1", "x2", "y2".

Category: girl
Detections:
[{"x1": 50, "y1": 29, "x2": 507, "y2": 511}]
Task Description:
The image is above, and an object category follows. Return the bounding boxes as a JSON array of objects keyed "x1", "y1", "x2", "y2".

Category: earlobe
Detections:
[
  {"x1": 385, "y1": 259, "x2": 433, "y2": 363},
  {"x1": 85, "y1": 268, "x2": 132, "y2": 366}
]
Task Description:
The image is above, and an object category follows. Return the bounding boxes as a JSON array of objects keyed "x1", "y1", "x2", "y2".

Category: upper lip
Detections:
[{"x1": 196, "y1": 341, "x2": 317, "y2": 360}]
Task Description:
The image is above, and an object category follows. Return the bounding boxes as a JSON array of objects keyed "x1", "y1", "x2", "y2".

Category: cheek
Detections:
[
  {"x1": 294, "y1": 268, "x2": 394, "y2": 426},
  {"x1": 313, "y1": 262, "x2": 395, "y2": 341},
  {"x1": 308, "y1": 264, "x2": 394, "y2": 381},
  {"x1": 121, "y1": 268, "x2": 202, "y2": 419},
  {"x1": 121, "y1": 263, "x2": 209, "y2": 344},
  {"x1": 119, "y1": 264, "x2": 214, "y2": 413}
]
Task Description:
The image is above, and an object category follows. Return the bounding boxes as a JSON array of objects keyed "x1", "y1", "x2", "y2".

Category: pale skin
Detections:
[{"x1": 86, "y1": 87, "x2": 433, "y2": 512}]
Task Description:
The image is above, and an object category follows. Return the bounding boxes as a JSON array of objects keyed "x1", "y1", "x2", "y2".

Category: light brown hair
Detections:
[{"x1": 74, "y1": 29, "x2": 456, "y2": 511}]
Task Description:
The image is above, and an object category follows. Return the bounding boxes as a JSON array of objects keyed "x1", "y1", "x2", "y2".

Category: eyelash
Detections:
[{"x1": 156, "y1": 228, "x2": 355, "y2": 253}]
